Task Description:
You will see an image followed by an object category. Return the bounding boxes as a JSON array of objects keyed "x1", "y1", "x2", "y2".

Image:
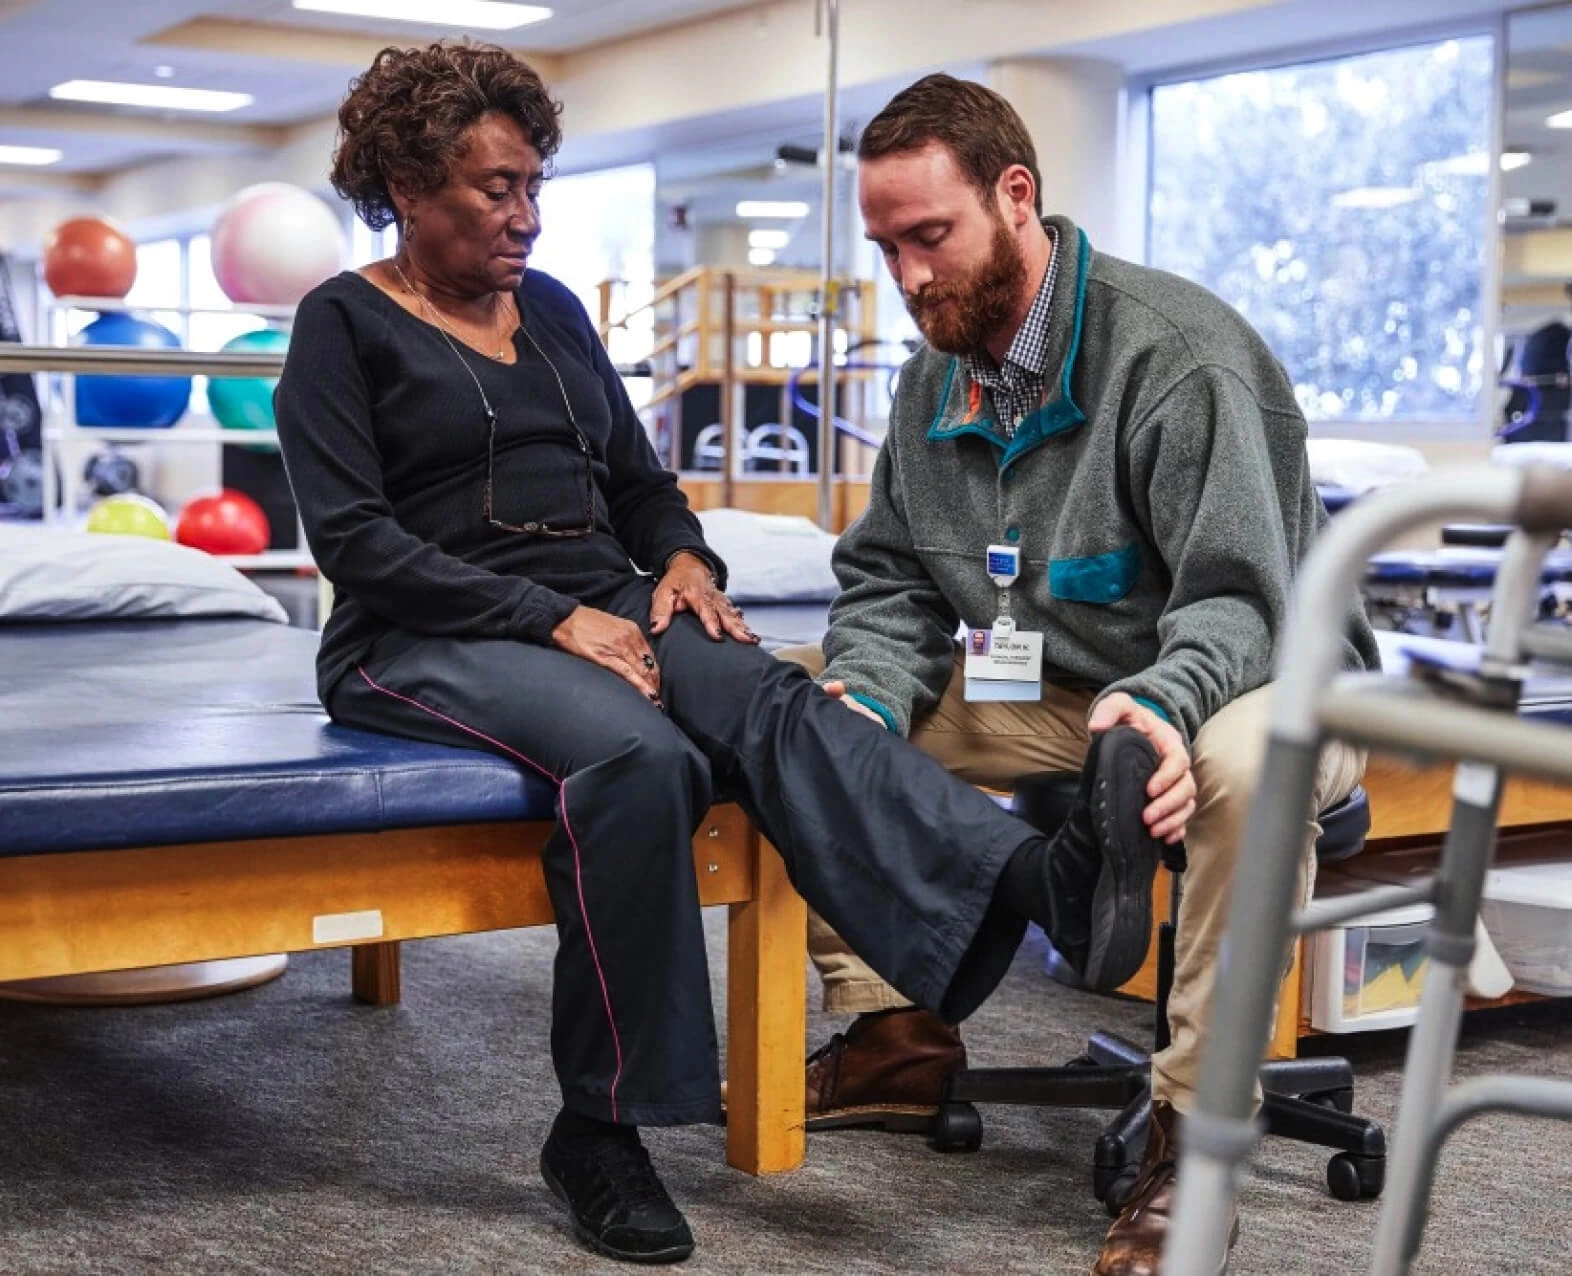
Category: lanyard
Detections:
[{"x1": 986, "y1": 544, "x2": 1020, "y2": 637}]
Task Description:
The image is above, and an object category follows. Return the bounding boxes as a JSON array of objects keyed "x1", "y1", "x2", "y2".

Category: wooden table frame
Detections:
[{"x1": 0, "y1": 802, "x2": 807, "y2": 1176}]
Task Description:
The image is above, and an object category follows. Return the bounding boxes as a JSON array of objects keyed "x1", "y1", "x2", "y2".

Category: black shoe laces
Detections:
[{"x1": 583, "y1": 1135, "x2": 674, "y2": 1215}]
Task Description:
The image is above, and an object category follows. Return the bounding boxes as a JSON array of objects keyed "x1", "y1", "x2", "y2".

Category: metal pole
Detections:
[
  {"x1": 721, "y1": 271, "x2": 736, "y2": 509},
  {"x1": 815, "y1": 0, "x2": 840, "y2": 531}
]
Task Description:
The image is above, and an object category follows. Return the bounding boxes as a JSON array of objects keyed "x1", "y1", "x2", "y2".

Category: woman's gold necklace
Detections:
[{"x1": 391, "y1": 260, "x2": 516, "y2": 361}]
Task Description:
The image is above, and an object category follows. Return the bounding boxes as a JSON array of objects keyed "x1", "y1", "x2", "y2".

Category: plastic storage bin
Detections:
[
  {"x1": 1479, "y1": 861, "x2": 1572, "y2": 996},
  {"x1": 1308, "y1": 871, "x2": 1435, "y2": 1033}
]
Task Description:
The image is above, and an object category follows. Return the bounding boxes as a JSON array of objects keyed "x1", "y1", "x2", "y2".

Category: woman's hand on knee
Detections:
[
  {"x1": 650, "y1": 552, "x2": 758, "y2": 644},
  {"x1": 551, "y1": 605, "x2": 664, "y2": 705}
]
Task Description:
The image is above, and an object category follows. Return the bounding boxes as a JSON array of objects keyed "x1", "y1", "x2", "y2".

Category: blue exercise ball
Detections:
[{"x1": 75, "y1": 313, "x2": 191, "y2": 429}]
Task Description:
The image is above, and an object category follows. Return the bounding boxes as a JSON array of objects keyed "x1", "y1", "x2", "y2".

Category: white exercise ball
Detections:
[{"x1": 210, "y1": 181, "x2": 347, "y2": 306}]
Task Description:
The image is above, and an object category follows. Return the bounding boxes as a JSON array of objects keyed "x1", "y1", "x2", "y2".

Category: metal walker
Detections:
[{"x1": 1164, "y1": 464, "x2": 1572, "y2": 1276}]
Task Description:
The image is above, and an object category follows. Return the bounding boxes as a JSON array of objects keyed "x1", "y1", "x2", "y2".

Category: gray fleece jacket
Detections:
[{"x1": 820, "y1": 215, "x2": 1380, "y2": 743}]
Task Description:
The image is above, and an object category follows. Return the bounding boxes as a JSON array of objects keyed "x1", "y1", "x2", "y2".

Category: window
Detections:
[
  {"x1": 1148, "y1": 36, "x2": 1495, "y2": 423},
  {"x1": 531, "y1": 164, "x2": 656, "y2": 400}
]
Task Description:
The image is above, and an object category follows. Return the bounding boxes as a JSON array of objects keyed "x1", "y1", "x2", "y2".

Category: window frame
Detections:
[{"x1": 1127, "y1": 14, "x2": 1507, "y2": 443}]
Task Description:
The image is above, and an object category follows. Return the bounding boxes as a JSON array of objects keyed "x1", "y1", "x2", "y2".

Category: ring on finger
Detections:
[{"x1": 641, "y1": 653, "x2": 655, "y2": 671}]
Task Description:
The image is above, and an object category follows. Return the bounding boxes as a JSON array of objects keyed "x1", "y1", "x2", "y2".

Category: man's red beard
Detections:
[{"x1": 905, "y1": 217, "x2": 1027, "y2": 356}]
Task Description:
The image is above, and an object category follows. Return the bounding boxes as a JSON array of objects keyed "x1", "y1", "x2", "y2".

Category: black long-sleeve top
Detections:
[{"x1": 274, "y1": 269, "x2": 725, "y2": 701}]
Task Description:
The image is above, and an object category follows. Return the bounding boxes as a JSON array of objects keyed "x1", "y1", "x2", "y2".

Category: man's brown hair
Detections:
[{"x1": 858, "y1": 73, "x2": 1042, "y2": 216}]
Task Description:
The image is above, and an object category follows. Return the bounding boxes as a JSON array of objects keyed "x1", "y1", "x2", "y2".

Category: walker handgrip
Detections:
[{"x1": 1517, "y1": 466, "x2": 1572, "y2": 534}]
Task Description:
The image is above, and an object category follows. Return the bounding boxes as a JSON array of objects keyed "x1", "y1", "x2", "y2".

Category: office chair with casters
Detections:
[{"x1": 931, "y1": 771, "x2": 1387, "y2": 1215}]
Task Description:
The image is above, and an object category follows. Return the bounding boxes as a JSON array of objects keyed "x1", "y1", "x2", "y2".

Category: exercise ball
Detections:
[
  {"x1": 210, "y1": 182, "x2": 345, "y2": 306},
  {"x1": 42, "y1": 216, "x2": 137, "y2": 299},
  {"x1": 86, "y1": 492, "x2": 170, "y2": 540},
  {"x1": 82, "y1": 449, "x2": 140, "y2": 497},
  {"x1": 74, "y1": 313, "x2": 191, "y2": 429},
  {"x1": 175, "y1": 488, "x2": 270, "y2": 556},
  {"x1": 207, "y1": 328, "x2": 288, "y2": 446}
]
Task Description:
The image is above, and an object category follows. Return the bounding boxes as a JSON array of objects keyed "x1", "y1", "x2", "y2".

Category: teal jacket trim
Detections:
[
  {"x1": 923, "y1": 229, "x2": 1093, "y2": 467},
  {"x1": 846, "y1": 691, "x2": 899, "y2": 733},
  {"x1": 1132, "y1": 696, "x2": 1170, "y2": 724}
]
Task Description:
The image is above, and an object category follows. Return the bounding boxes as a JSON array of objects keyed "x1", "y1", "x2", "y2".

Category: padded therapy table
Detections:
[{"x1": 0, "y1": 616, "x2": 806, "y2": 1175}]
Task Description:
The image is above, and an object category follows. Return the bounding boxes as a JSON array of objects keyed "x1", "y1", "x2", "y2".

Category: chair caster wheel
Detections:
[
  {"x1": 1327, "y1": 1152, "x2": 1384, "y2": 1201},
  {"x1": 1095, "y1": 1167, "x2": 1139, "y2": 1217},
  {"x1": 930, "y1": 1102, "x2": 982, "y2": 1153}
]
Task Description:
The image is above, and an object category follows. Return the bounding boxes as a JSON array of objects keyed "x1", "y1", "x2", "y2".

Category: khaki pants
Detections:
[{"x1": 778, "y1": 646, "x2": 1365, "y2": 1111}]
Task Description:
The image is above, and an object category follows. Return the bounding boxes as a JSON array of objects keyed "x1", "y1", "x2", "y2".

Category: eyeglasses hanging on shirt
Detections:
[{"x1": 393, "y1": 263, "x2": 597, "y2": 539}]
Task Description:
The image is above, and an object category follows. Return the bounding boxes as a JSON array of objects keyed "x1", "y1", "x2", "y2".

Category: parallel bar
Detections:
[{"x1": 0, "y1": 343, "x2": 286, "y2": 377}]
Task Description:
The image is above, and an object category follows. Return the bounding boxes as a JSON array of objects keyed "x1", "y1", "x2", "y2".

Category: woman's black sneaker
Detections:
[
  {"x1": 539, "y1": 1110, "x2": 695, "y2": 1264},
  {"x1": 1041, "y1": 725, "x2": 1165, "y2": 993}
]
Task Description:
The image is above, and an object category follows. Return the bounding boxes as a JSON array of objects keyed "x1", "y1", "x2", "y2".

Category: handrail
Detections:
[
  {"x1": 0, "y1": 344, "x2": 286, "y2": 377},
  {"x1": 600, "y1": 265, "x2": 707, "y2": 335}
]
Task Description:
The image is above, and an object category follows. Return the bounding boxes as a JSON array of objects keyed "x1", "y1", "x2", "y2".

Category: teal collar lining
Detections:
[{"x1": 926, "y1": 226, "x2": 1091, "y2": 469}]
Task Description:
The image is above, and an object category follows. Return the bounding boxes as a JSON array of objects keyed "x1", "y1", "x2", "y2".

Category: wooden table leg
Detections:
[
  {"x1": 351, "y1": 941, "x2": 402, "y2": 1005},
  {"x1": 725, "y1": 832, "x2": 806, "y2": 1175}
]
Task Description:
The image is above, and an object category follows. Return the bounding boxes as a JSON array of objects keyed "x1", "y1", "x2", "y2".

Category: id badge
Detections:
[{"x1": 963, "y1": 627, "x2": 1044, "y2": 701}]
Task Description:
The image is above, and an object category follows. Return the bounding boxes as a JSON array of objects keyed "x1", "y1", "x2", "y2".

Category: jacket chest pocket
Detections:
[{"x1": 1048, "y1": 542, "x2": 1142, "y2": 604}]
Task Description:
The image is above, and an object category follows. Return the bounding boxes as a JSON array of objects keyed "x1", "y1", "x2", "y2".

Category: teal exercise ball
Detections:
[
  {"x1": 75, "y1": 313, "x2": 190, "y2": 429},
  {"x1": 207, "y1": 327, "x2": 288, "y2": 448}
]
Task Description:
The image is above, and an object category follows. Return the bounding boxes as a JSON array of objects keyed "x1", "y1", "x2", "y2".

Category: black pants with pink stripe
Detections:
[{"x1": 326, "y1": 577, "x2": 1034, "y2": 1128}]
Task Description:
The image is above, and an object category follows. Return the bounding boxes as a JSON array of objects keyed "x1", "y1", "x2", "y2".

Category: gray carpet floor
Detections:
[{"x1": 1, "y1": 917, "x2": 1568, "y2": 1275}]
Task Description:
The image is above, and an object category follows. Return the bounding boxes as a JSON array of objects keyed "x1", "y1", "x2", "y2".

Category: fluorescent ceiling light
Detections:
[
  {"x1": 737, "y1": 200, "x2": 810, "y2": 219},
  {"x1": 49, "y1": 80, "x2": 252, "y2": 112},
  {"x1": 1547, "y1": 108, "x2": 1572, "y2": 129},
  {"x1": 0, "y1": 144, "x2": 62, "y2": 166},
  {"x1": 748, "y1": 248, "x2": 776, "y2": 266},
  {"x1": 292, "y1": 0, "x2": 552, "y2": 28},
  {"x1": 1501, "y1": 151, "x2": 1533, "y2": 171},
  {"x1": 749, "y1": 228, "x2": 790, "y2": 250},
  {"x1": 1330, "y1": 185, "x2": 1421, "y2": 210}
]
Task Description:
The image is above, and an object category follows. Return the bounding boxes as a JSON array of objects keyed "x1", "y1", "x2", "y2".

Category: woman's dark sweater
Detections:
[{"x1": 274, "y1": 269, "x2": 723, "y2": 701}]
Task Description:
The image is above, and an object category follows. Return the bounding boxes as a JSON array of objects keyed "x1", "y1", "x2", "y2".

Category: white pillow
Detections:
[
  {"x1": 696, "y1": 507, "x2": 839, "y2": 603},
  {"x1": 0, "y1": 526, "x2": 289, "y2": 624},
  {"x1": 1307, "y1": 438, "x2": 1429, "y2": 494},
  {"x1": 1491, "y1": 441, "x2": 1572, "y2": 471}
]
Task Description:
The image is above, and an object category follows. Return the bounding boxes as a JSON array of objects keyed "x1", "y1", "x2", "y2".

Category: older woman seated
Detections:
[{"x1": 275, "y1": 40, "x2": 1163, "y2": 1266}]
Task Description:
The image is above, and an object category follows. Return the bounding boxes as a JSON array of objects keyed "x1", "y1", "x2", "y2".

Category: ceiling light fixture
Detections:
[
  {"x1": 1501, "y1": 151, "x2": 1532, "y2": 171},
  {"x1": 748, "y1": 248, "x2": 777, "y2": 266},
  {"x1": 1546, "y1": 108, "x2": 1572, "y2": 129},
  {"x1": 749, "y1": 229, "x2": 790, "y2": 250},
  {"x1": 0, "y1": 144, "x2": 62, "y2": 166},
  {"x1": 291, "y1": 0, "x2": 553, "y2": 29},
  {"x1": 737, "y1": 200, "x2": 810, "y2": 219},
  {"x1": 49, "y1": 80, "x2": 253, "y2": 112}
]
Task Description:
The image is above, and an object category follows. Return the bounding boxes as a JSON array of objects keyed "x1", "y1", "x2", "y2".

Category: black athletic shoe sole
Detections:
[
  {"x1": 540, "y1": 1156, "x2": 696, "y2": 1265},
  {"x1": 1082, "y1": 725, "x2": 1165, "y2": 993}
]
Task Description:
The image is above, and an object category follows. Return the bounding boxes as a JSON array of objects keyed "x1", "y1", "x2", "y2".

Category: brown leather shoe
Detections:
[
  {"x1": 1091, "y1": 1102, "x2": 1237, "y2": 1276},
  {"x1": 804, "y1": 1008, "x2": 966, "y2": 1132}
]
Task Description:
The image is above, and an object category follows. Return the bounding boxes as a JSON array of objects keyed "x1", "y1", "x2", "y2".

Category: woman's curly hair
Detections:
[{"x1": 331, "y1": 41, "x2": 563, "y2": 231}]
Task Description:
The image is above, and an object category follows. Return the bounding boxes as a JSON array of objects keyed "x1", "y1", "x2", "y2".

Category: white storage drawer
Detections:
[
  {"x1": 1307, "y1": 871, "x2": 1434, "y2": 1033},
  {"x1": 1480, "y1": 861, "x2": 1572, "y2": 996}
]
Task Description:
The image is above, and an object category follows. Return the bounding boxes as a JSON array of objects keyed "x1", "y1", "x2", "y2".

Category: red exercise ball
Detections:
[
  {"x1": 175, "y1": 489, "x2": 271, "y2": 556},
  {"x1": 43, "y1": 217, "x2": 138, "y2": 299}
]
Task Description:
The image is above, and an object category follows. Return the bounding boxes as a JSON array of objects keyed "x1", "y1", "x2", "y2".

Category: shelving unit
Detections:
[{"x1": 29, "y1": 294, "x2": 311, "y2": 573}]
